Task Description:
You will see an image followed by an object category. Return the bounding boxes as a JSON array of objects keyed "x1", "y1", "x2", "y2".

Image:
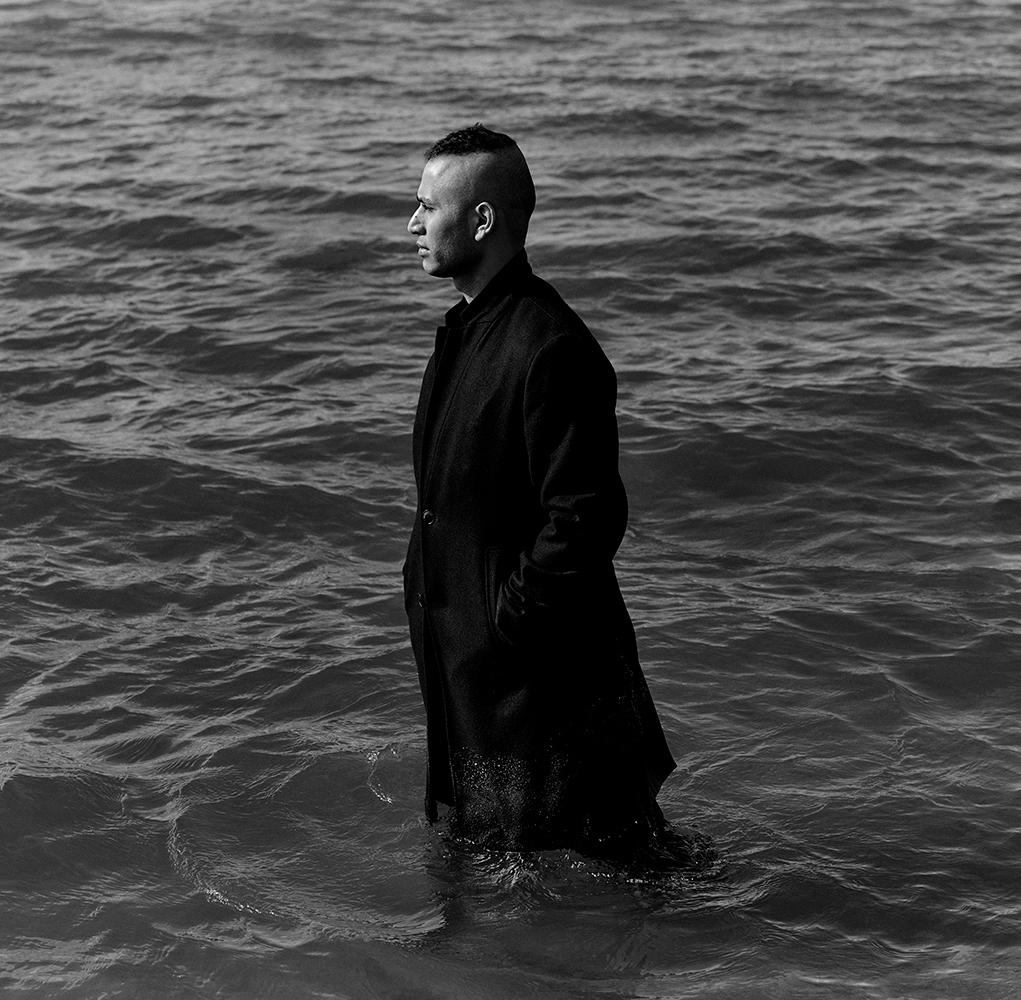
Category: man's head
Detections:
[{"x1": 407, "y1": 124, "x2": 536, "y2": 299}]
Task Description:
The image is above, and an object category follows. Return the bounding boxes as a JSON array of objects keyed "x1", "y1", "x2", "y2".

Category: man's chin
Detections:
[{"x1": 422, "y1": 259, "x2": 449, "y2": 279}]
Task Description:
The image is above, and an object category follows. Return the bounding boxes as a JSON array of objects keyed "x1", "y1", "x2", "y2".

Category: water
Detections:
[{"x1": 3, "y1": 0, "x2": 1021, "y2": 996}]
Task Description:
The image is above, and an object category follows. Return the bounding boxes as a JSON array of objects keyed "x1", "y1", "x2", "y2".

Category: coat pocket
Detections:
[{"x1": 483, "y1": 546, "x2": 514, "y2": 648}]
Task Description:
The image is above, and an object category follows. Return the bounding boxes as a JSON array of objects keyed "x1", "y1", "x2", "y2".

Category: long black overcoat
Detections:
[{"x1": 403, "y1": 251, "x2": 676, "y2": 851}]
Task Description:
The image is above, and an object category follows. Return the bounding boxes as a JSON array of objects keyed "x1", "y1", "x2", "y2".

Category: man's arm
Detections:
[{"x1": 493, "y1": 332, "x2": 628, "y2": 646}]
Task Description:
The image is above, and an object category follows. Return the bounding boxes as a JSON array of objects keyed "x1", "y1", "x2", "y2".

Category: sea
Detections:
[{"x1": 2, "y1": 0, "x2": 1020, "y2": 996}]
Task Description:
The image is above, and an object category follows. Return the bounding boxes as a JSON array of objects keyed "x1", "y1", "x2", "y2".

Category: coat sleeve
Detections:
[{"x1": 493, "y1": 332, "x2": 629, "y2": 646}]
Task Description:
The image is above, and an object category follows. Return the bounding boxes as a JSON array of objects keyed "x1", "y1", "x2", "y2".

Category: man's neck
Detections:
[{"x1": 453, "y1": 245, "x2": 522, "y2": 303}]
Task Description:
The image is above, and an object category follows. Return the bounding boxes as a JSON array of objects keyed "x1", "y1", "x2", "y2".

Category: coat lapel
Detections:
[
  {"x1": 415, "y1": 251, "x2": 530, "y2": 492},
  {"x1": 420, "y1": 316, "x2": 497, "y2": 495},
  {"x1": 412, "y1": 349, "x2": 438, "y2": 487}
]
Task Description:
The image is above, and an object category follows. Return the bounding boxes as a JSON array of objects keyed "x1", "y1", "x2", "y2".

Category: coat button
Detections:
[
  {"x1": 422, "y1": 509, "x2": 436, "y2": 525},
  {"x1": 417, "y1": 593, "x2": 426, "y2": 608}
]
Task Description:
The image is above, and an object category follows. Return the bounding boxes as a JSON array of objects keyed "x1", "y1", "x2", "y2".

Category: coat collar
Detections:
[{"x1": 444, "y1": 249, "x2": 532, "y2": 330}]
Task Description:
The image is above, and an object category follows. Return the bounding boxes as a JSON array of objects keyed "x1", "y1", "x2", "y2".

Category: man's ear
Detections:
[{"x1": 474, "y1": 202, "x2": 496, "y2": 241}]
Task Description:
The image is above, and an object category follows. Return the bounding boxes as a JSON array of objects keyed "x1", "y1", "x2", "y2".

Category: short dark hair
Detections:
[
  {"x1": 425, "y1": 123, "x2": 518, "y2": 160},
  {"x1": 423, "y1": 123, "x2": 536, "y2": 245}
]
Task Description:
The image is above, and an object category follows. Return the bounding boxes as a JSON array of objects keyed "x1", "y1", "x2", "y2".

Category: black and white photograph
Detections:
[{"x1": 2, "y1": 1, "x2": 1019, "y2": 997}]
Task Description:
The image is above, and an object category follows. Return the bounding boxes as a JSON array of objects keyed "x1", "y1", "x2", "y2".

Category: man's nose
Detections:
[{"x1": 408, "y1": 209, "x2": 423, "y2": 235}]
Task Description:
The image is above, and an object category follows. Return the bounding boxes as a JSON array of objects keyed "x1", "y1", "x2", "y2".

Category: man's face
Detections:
[{"x1": 407, "y1": 156, "x2": 482, "y2": 284}]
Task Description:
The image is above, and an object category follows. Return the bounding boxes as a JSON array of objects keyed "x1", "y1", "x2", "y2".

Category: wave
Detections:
[{"x1": 83, "y1": 215, "x2": 254, "y2": 252}]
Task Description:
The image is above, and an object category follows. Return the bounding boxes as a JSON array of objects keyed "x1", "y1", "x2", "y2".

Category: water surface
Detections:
[{"x1": 3, "y1": 1, "x2": 1021, "y2": 996}]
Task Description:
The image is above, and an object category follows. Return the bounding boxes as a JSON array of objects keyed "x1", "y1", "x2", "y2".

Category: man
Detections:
[{"x1": 403, "y1": 124, "x2": 676, "y2": 854}]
